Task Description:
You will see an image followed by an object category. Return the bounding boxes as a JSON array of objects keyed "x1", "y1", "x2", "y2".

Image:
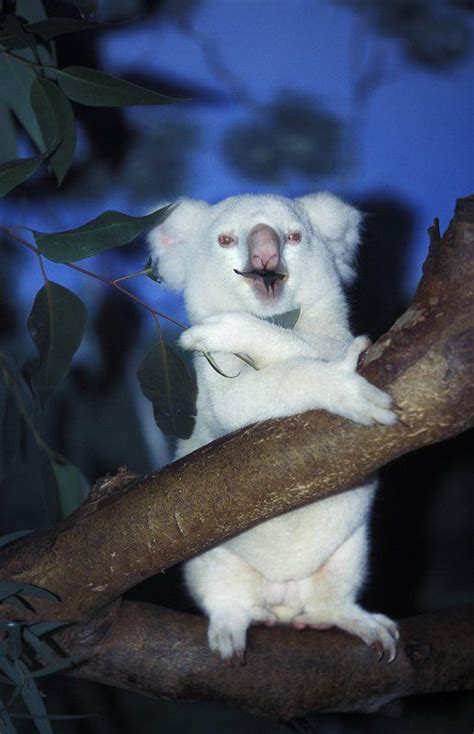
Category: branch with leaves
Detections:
[{"x1": 0, "y1": 195, "x2": 472, "y2": 721}]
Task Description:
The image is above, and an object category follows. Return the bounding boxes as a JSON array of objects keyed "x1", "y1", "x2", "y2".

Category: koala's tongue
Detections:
[{"x1": 234, "y1": 268, "x2": 286, "y2": 295}]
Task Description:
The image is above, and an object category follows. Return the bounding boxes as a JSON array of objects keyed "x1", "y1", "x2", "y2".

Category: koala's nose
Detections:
[{"x1": 248, "y1": 224, "x2": 280, "y2": 271}]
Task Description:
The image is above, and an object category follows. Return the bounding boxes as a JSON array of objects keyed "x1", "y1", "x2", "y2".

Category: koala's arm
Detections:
[
  {"x1": 189, "y1": 336, "x2": 396, "y2": 432},
  {"x1": 179, "y1": 312, "x2": 342, "y2": 367}
]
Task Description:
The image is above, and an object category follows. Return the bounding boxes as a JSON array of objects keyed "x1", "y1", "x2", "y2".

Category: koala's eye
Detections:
[
  {"x1": 218, "y1": 233, "x2": 235, "y2": 247},
  {"x1": 287, "y1": 231, "x2": 302, "y2": 243}
]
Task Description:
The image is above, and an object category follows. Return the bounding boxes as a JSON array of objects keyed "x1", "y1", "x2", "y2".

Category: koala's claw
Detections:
[
  {"x1": 207, "y1": 607, "x2": 251, "y2": 662},
  {"x1": 294, "y1": 608, "x2": 399, "y2": 663},
  {"x1": 333, "y1": 336, "x2": 398, "y2": 427}
]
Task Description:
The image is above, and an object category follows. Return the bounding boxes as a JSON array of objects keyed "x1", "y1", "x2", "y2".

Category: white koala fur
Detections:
[{"x1": 148, "y1": 192, "x2": 399, "y2": 662}]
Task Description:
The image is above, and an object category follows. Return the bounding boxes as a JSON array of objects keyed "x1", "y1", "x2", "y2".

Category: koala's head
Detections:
[{"x1": 148, "y1": 193, "x2": 362, "y2": 322}]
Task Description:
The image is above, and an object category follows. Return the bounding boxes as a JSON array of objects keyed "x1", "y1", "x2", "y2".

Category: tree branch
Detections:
[
  {"x1": 0, "y1": 196, "x2": 472, "y2": 621},
  {"x1": 58, "y1": 602, "x2": 473, "y2": 720}
]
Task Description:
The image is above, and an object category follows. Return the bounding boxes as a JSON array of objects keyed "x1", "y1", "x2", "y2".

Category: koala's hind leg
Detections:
[
  {"x1": 294, "y1": 524, "x2": 399, "y2": 662},
  {"x1": 184, "y1": 547, "x2": 275, "y2": 662}
]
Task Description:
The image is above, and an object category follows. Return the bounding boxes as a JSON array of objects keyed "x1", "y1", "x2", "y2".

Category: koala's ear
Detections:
[
  {"x1": 147, "y1": 198, "x2": 210, "y2": 290},
  {"x1": 297, "y1": 192, "x2": 363, "y2": 284}
]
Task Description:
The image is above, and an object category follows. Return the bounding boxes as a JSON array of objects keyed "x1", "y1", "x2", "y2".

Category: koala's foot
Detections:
[
  {"x1": 207, "y1": 605, "x2": 274, "y2": 662},
  {"x1": 208, "y1": 607, "x2": 248, "y2": 663},
  {"x1": 329, "y1": 336, "x2": 397, "y2": 426},
  {"x1": 293, "y1": 605, "x2": 399, "y2": 662}
]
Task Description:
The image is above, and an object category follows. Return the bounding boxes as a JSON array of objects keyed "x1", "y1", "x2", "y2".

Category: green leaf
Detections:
[
  {"x1": 50, "y1": 458, "x2": 89, "y2": 518},
  {"x1": 21, "y1": 628, "x2": 55, "y2": 666},
  {"x1": 0, "y1": 357, "x2": 25, "y2": 482},
  {"x1": 0, "y1": 581, "x2": 58, "y2": 602},
  {"x1": 30, "y1": 78, "x2": 59, "y2": 154},
  {"x1": 0, "y1": 692, "x2": 16, "y2": 734},
  {"x1": 34, "y1": 204, "x2": 173, "y2": 263},
  {"x1": 27, "y1": 282, "x2": 87, "y2": 405},
  {"x1": 11, "y1": 659, "x2": 53, "y2": 734},
  {"x1": 0, "y1": 154, "x2": 45, "y2": 197},
  {"x1": 262, "y1": 307, "x2": 301, "y2": 330},
  {"x1": 0, "y1": 103, "x2": 17, "y2": 164},
  {"x1": 203, "y1": 351, "x2": 240, "y2": 378},
  {"x1": 27, "y1": 621, "x2": 69, "y2": 637},
  {"x1": 6, "y1": 621, "x2": 23, "y2": 660},
  {"x1": 0, "y1": 29, "x2": 29, "y2": 49},
  {"x1": 137, "y1": 339, "x2": 197, "y2": 439},
  {"x1": 31, "y1": 78, "x2": 76, "y2": 185},
  {"x1": 0, "y1": 530, "x2": 32, "y2": 549},
  {"x1": 27, "y1": 18, "x2": 95, "y2": 41},
  {"x1": 16, "y1": 0, "x2": 50, "y2": 24},
  {"x1": 0, "y1": 53, "x2": 42, "y2": 148},
  {"x1": 0, "y1": 3, "x2": 54, "y2": 152},
  {"x1": 1, "y1": 14, "x2": 37, "y2": 56},
  {"x1": 54, "y1": 66, "x2": 181, "y2": 107},
  {"x1": 31, "y1": 655, "x2": 81, "y2": 678},
  {"x1": 144, "y1": 256, "x2": 160, "y2": 283}
]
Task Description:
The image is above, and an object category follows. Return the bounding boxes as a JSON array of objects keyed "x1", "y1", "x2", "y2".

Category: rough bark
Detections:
[
  {"x1": 0, "y1": 196, "x2": 472, "y2": 623},
  {"x1": 59, "y1": 602, "x2": 473, "y2": 720}
]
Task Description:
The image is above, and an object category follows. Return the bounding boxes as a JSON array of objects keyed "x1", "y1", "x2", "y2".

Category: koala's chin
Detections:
[{"x1": 148, "y1": 192, "x2": 399, "y2": 664}]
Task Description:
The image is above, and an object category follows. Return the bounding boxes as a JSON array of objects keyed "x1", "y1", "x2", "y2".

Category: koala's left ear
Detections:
[
  {"x1": 297, "y1": 192, "x2": 363, "y2": 284},
  {"x1": 147, "y1": 198, "x2": 210, "y2": 290}
]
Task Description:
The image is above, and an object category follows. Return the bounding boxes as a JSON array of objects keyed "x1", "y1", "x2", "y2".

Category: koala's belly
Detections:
[{"x1": 224, "y1": 481, "x2": 375, "y2": 581}]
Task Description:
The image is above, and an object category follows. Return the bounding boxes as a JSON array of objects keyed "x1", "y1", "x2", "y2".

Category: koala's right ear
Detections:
[{"x1": 148, "y1": 199, "x2": 210, "y2": 290}]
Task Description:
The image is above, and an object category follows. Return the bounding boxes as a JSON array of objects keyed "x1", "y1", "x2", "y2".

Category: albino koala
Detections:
[{"x1": 148, "y1": 192, "x2": 399, "y2": 663}]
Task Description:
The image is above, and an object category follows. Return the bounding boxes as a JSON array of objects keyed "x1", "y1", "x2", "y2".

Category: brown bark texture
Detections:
[
  {"x1": 0, "y1": 195, "x2": 472, "y2": 716},
  {"x1": 60, "y1": 602, "x2": 473, "y2": 719}
]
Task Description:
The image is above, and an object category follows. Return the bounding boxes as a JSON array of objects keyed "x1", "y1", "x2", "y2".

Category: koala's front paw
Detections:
[
  {"x1": 331, "y1": 336, "x2": 397, "y2": 426},
  {"x1": 179, "y1": 313, "x2": 252, "y2": 355}
]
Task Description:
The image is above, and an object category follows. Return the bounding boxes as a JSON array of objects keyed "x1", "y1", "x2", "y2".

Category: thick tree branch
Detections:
[
  {"x1": 0, "y1": 196, "x2": 472, "y2": 621},
  {"x1": 59, "y1": 603, "x2": 473, "y2": 719}
]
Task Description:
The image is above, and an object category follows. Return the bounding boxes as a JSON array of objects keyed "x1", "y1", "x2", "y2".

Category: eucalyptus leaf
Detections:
[
  {"x1": 144, "y1": 255, "x2": 160, "y2": 283},
  {"x1": 137, "y1": 339, "x2": 196, "y2": 439},
  {"x1": 27, "y1": 282, "x2": 87, "y2": 405},
  {"x1": 27, "y1": 18, "x2": 95, "y2": 41},
  {"x1": 27, "y1": 621, "x2": 69, "y2": 637},
  {"x1": 16, "y1": 0, "x2": 50, "y2": 24},
  {"x1": 0, "y1": 28, "x2": 29, "y2": 49},
  {"x1": 2, "y1": 14, "x2": 37, "y2": 55},
  {"x1": 31, "y1": 655, "x2": 81, "y2": 678},
  {"x1": 11, "y1": 659, "x2": 53, "y2": 734},
  {"x1": 0, "y1": 1, "x2": 53, "y2": 151},
  {"x1": 0, "y1": 154, "x2": 45, "y2": 197},
  {"x1": 21, "y1": 628, "x2": 55, "y2": 666},
  {"x1": 0, "y1": 692, "x2": 16, "y2": 734},
  {"x1": 0, "y1": 54, "x2": 42, "y2": 148},
  {"x1": 54, "y1": 66, "x2": 181, "y2": 107},
  {"x1": 263, "y1": 307, "x2": 301, "y2": 330},
  {"x1": 0, "y1": 581, "x2": 58, "y2": 602},
  {"x1": 31, "y1": 77, "x2": 76, "y2": 185},
  {"x1": 0, "y1": 530, "x2": 32, "y2": 549},
  {"x1": 203, "y1": 351, "x2": 240, "y2": 378},
  {"x1": 0, "y1": 361, "x2": 24, "y2": 482},
  {"x1": 30, "y1": 78, "x2": 59, "y2": 155},
  {"x1": 34, "y1": 204, "x2": 173, "y2": 263},
  {"x1": 6, "y1": 622, "x2": 22, "y2": 660},
  {"x1": 0, "y1": 103, "x2": 17, "y2": 164},
  {"x1": 50, "y1": 458, "x2": 89, "y2": 518}
]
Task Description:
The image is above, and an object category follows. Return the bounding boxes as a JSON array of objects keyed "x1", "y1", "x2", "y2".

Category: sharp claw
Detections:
[{"x1": 371, "y1": 640, "x2": 384, "y2": 661}]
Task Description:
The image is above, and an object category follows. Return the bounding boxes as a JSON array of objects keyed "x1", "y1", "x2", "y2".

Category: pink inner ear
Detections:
[{"x1": 159, "y1": 232, "x2": 175, "y2": 249}]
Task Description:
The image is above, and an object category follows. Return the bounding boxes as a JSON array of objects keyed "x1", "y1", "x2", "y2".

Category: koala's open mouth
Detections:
[{"x1": 234, "y1": 268, "x2": 288, "y2": 298}]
